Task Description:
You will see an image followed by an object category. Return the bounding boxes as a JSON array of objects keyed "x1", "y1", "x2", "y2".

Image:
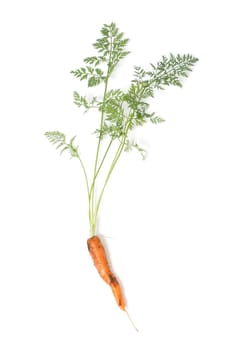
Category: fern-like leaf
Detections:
[
  {"x1": 45, "y1": 131, "x2": 79, "y2": 158},
  {"x1": 84, "y1": 55, "x2": 106, "y2": 66},
  {"x1": 73, "y1": 92, "x2": 99, "y2": 111},
  {"x1": 93, "y1": 23, "x2": 130, "y2": 75},
  {"x1": 124, "y1": 139, "x2": 146, "y2": 160},
  {"x1": 73, "y1": 92, "x2": 89, "y2": 109},
  {"x1": 149, "y1": 54, "x2": 198, "y2": 89},
  {"x1": 97, "y1": 89, "x2": 126, "y2": 139},
  {"x1": 150, "y1": 116, "x2": 165, "y2": 124},
  {"x1": 70, "y1": 66, "x2": 105, "y2": 87},
  {"x1": 45, "y1": 131, "x2": 66, "y2": 146}
]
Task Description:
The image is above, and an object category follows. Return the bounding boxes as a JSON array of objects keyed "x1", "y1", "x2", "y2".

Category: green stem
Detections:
[
  {"x1": 89, "y1": 35, "x2": 113, "y2": 235},
  {"x1": 75, "y1": 154, "x2": 93, "y2": 228},
  {"x1": 92, "y1": 86, "x2": 145, "y2": 225},
  {"x1": 89, "y1": 138, "x2": 113, "y2": 196},
  {"x1": 89, "y1": 83, "x2": 108, "y2": 235},
  {"x1": 77, "y1": 155, "x2": 90, "y2": 195},
  {"x1": 88, "y1": 139, "x2": 113, "y2": 234},
  {"x1": 93, "y1": 115, "x2": 133, "y2": 224}
]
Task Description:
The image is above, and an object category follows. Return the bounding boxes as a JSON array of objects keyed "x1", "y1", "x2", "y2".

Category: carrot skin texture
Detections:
[
  {"x1": 109, "y1": 276, "x2": 126, "y2": 310},
  {"x1": 87, "y1": 235, "x2": 126, "y2": 310}
]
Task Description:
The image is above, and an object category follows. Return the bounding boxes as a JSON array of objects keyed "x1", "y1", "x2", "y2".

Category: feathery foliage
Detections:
[
  {"x1": 124, "y1": 139, "x2": 146, "y2": 160},
  {"x1": 73, "y1": 91, "x2": 98, "y2": 111},
  {"x1": 45, "y1": 23, "x2": 198, "y2": 235},
  {"x1": 70, "y1": 23, "x2": 130, "y2": 86},
  {"x1": 45, "y1": 131, "x2": 79, "y2": 158}
]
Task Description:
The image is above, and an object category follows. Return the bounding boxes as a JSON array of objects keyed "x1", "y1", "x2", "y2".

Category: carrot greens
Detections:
[{"x1": 45, "y1": 23, "x2": 198, "y2": 236}]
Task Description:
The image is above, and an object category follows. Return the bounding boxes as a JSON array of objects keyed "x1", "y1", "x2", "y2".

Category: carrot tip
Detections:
[{"x1": 124, "y1": 308, "x2": 139, "y2": 332}]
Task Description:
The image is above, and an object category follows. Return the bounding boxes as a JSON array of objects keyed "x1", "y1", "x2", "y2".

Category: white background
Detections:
[{"x1": 0, "y1": 0, "x2": 232, "y2": 349}]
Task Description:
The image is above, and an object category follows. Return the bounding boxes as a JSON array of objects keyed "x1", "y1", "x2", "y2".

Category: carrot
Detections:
[
  {"x1": 87, "y1": 235, "x2": 125, "y2": 309},
  {"x1": 87, "y1": 235, "x2": 138, "y2": 331}
]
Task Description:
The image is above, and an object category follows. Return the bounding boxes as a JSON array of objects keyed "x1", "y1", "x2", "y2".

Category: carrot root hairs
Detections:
[{"x1": 125, "y1": 308, "x2": 139, "y2": 332}]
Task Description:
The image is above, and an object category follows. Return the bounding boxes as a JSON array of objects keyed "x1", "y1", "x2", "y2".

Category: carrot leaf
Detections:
[
  {"x1": 45, "y1": 23, "x2": 198, "y2": 235},
  {"x1": 45, "y1": 131, "x2": 79, "y2": 158}
]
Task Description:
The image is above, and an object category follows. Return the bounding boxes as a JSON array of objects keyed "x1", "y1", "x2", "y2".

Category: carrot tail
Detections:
[{"x1": 108, "y1": 273, "x2": 126, "y2": 310}]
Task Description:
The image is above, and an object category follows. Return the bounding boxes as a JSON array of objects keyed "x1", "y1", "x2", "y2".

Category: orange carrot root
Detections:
[
  {"x1": 87, "y1": 235, "x2": 138, "y2": 331},
  {"x1": 87, "y1": 235, "x2": 125, "y2": 309}
]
